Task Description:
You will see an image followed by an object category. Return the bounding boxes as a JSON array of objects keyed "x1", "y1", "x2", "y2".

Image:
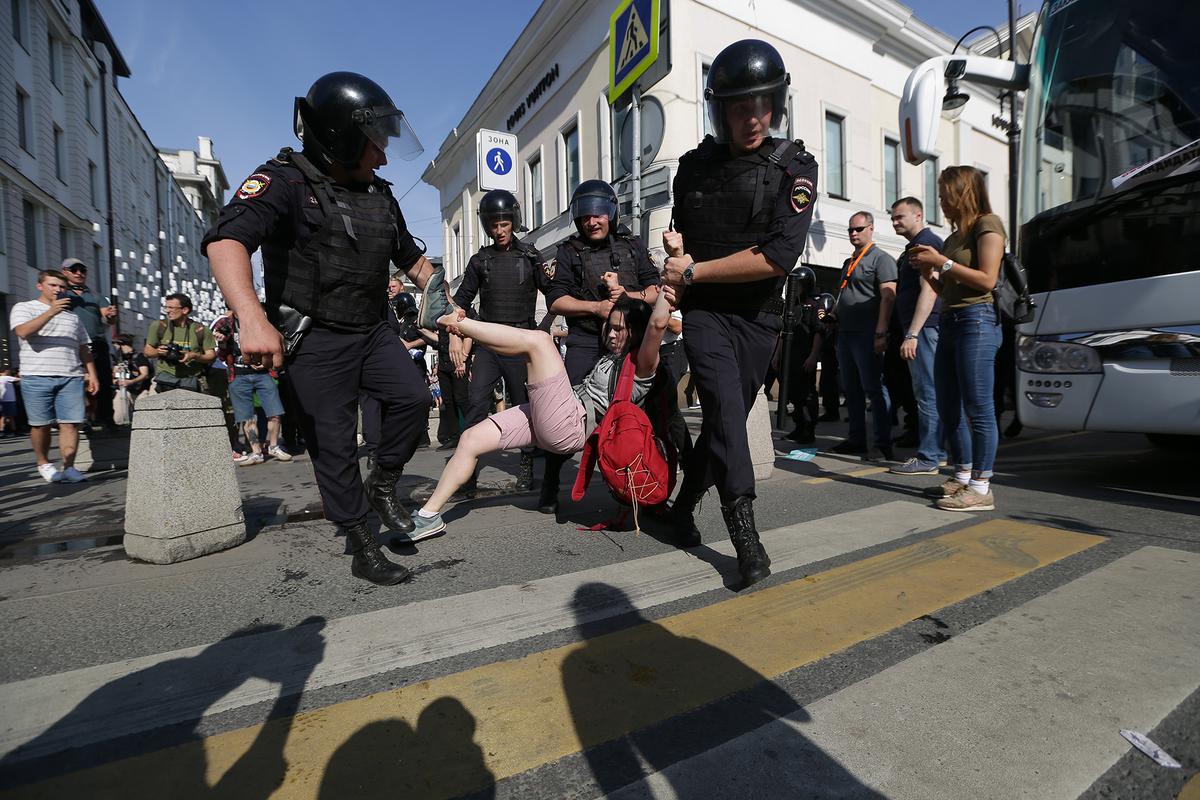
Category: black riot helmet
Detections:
[
  {"x1": 704, "y1": 40, "x2": 791, "y2": 144},
  {"x1": 788, "y1": 265, "x2": 817, "y2": 302},
  {"x1": 294, "y1": 72, "x2": 423, "y2": 168},
  {"x1": 478, "y1": 189, "x2": 524, "y2": 232},
  {"x1": 391, "y1": 291, "x2": 418, "y2": 319},
  {"x1": 569, "y1": 180, "x2": 619, "y2": 234},
  {"x1": 815, "y1": 292, "x2": 836, "y2": 315}
]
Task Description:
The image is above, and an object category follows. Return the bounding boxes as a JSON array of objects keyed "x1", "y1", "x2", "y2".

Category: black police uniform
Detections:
[
  {"x1": 786, "y1": 298, "x2": 820, "y2": 441},
  {"x1": 201, "y1": 147, "x2": 431, "y2": 530},
  {"x1": 453, "y1": 238, "x2": 551, "y2": 426},
  {"x1": 546, "y1": 230, "x2": 660, "y2": 384},
  {"x1": 673, "y1": 134, "x2": 818, "y2": 504},
  {"x1": 435, "y1": 325, "x2": 470, "y2": 446}
]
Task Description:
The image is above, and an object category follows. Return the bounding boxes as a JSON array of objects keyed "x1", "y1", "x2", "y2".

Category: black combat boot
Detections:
[
  {"x1": 345, "y1": 522, "x2": 412, "y2": 586},
  {"x1": 364, "y1": 464, "x2": 415, "y2": 533},
  {"x1": 667, "y1": 488, "x2": 704, "y2": 548},
  {"x1": 722, "y1": 496, "x2": 771, "y2": 589},
  {"x1": 538, "y1": 454, "x2": 565, "y2": 514},
  {"x1": 515, "y1": 452, "x2": 534, "y2": 492}
]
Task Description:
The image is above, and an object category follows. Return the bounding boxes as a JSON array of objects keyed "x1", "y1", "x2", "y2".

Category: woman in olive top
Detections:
[{"x1": 907, "y1": 166, "x2": 1004, "y2": 511}]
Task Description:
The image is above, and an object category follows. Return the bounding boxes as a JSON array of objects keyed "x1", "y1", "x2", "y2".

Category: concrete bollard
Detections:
[
  {"x1": 747, "y1": 391, "x2": 775, "y2": 481},
  {"x1": 123, "y1": 390, "x2": 246, "y2": 564}
]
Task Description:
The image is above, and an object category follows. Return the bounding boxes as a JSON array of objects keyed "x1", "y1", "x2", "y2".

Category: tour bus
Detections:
[{"x1": 899, "y1": 0, "x2": 1199, "y2": 446}]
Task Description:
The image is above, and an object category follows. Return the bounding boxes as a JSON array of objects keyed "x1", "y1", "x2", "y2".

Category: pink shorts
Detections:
[{"x1": 489, "y1": 370, "x2": 587, "y2": 455}]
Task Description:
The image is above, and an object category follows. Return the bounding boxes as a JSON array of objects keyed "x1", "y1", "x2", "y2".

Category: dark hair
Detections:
[
  {"x1": 891, "y1": 196, "x2": 923, "y2": 213},
  {"x1": 606, "y1": 295, "x2": 652, "y2": 356},
  {"x1": 114, "y1": 333, "x2": 135, "y2": 347},
  {"x1": 165, "y1": 292, "x2": 193, "y2": 312},
  {"x1": 37, "y1": 269, "x2": 68, "y2": 284}
]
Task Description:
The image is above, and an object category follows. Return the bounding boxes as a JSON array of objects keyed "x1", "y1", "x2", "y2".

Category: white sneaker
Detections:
[
  {"x1": 232, "y1": 450, "x2": 250, "y2": 463},
  {"x1": 37, "y1": 463, "x2": 63, "y2": 483},
  {"x1": 238, "y1": 451, "x2": 265, "y2": 466},
  {"x1": 60, "y1": 466, "x2": 87, "y2": 483},
  {"x1": 268, "y1": 445, "x2": 293, "y2": 462}
]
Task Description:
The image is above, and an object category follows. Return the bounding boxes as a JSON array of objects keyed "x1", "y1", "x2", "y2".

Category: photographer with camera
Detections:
[
  {"x1": 144, "y1": 293, "x2": 216, "y2": 393},
  {"x1": 10, "y1": 270, "x2": 99, "y2": 483}
]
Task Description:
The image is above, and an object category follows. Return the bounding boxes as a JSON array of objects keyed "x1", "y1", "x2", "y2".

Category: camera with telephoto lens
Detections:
[{"x1": 161, "y1": 343, "x2": 185, "y2": 364}]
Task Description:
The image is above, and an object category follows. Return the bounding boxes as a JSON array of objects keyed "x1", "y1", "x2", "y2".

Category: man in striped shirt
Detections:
[{"x1": 10, "y1": 270, "x2": 99, "y2": 483}]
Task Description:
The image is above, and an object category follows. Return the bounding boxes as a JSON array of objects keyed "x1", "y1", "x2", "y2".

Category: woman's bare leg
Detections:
[
  {"x1": 439, "y1": 313, "x2": 566, "y2": 385},
  {"x1": 420, "y1": 418, "x2": 503, "y2": 514}
]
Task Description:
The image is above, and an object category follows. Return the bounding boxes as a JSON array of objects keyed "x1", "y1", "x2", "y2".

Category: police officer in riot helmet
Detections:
[
  {"x1": 541, "y1": 179, "x2": 661, "y2": 513},
  {"x1": 451, "y1": 189, "x2": 552, "y2": 492},
  {"x1": 203, "y1": 71, "x2": 436, "y2": 587},
  {"x1": 661, "y1": 40, "x2": 819, "y2": 589}
]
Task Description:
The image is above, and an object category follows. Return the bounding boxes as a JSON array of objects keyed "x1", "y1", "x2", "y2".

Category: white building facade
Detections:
[
  {"x1": 422, "y1": 0, "x2": 1016, "y2": 289},
  {"x1": 1, "y1": 0, "x2": 225, "y2": 370}
]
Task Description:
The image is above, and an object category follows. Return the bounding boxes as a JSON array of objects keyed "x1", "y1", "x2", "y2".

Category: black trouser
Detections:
[
  {"x1": 360, "y1": 392, "x2": 381, "y2": 453},
  {"x1": 287, "y1": 323, "x2": 431, "y2": 527},
  {"x1": 659, "y1": 341, "x2": 688, "y2": 400},
  {"x1": 276, "y1": 369, "x2": 304, "y2": 451},
  {"x1": 788, "y1": 335, "x2": 819, "y2": 428},
  {"x1": 465, "y1": 345, "x2": 530, "y2": 428},
  {"x1": 436, "y1": 365, "x2": 470, "y2": 444},
  {"x1": 89, "y1": 337, "x2": 114, "y2": 425},
  {"x1": 883, "y1": 331, "x2": 916, "y2": 431},
  {"x1": 679, "y1": 309, "x2": 781, "y2": 504}
]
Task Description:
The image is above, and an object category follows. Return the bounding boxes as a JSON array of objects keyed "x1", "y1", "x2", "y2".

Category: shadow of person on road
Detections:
[
  {"x1": 318, "y1": 696, "x2": 493, "y2": 799},
  {"x1": 0, "y1": 616, "x2": 326, "y2": 798},
  {"x1": 562, "y1": 583, "x2": 883, "y2": 798}
]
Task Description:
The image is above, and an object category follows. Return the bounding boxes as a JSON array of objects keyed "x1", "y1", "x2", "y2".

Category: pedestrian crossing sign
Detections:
[{"x1": 609, "y1": 0, "x2": 661, "y2": 103}]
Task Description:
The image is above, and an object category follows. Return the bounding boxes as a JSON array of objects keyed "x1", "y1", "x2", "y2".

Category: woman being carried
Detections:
[{"x1": 406, "y1": 288, "x2": 670, "y2": 540}]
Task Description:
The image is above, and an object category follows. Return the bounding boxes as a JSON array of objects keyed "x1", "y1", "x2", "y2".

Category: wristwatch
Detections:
[
  {"x1": 939, "y1": 259, "x2": 954, "y2": 276},
  {"x1": 681, "y1": 261, "x2": 696, "y2": 286},
  {"x1": 903, "y1": 332, "x2": 919, "y2": 341}
]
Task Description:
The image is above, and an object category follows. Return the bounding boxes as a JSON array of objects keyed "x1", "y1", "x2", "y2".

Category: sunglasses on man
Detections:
[
  {"x1": 64, "y1": 265, "x2": 88, "y2": 273},
  {"x1": 847, "y1": 225, "x2": 871, "y2": 234}
]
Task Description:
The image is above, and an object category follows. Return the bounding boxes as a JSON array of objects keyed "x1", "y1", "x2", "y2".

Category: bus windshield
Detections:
[{"x1": 1019, "y1": 0, "x2": 1200, "y2": 293}]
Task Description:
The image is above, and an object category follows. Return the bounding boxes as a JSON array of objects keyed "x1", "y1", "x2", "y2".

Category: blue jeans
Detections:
[
  {"x1": 909, "y1": 326, "x2": 945, "y2": 464},
  {"x1": 20, "y1": 375, "x2": 85, "y2": 426},
  {"x1": 935, "y1": 303, "x2": 1001, "y2": 477},
  {"x1": 836, "y1": 330, "x2": 891, "y2": 448},
  {"x1": 229, "y1": 371, "x2": 285, "y2": 423}
]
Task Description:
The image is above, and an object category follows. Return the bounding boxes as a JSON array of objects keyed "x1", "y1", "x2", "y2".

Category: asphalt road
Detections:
[{"x1": 0, "y1": 420, "x2": 1195, "y2": 799}]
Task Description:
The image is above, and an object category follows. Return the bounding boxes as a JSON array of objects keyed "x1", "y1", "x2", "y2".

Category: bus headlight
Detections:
[{"x1": 1017, "y1": 335, "x2": 1102, "y2": 374}]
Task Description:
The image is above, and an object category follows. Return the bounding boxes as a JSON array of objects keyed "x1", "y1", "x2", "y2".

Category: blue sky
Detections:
[{"x1": 100, "y1": 0, "x2": 1018, "y2": 258}]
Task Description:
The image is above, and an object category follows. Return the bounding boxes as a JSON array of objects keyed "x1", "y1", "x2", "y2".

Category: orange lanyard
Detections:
[{"x1": 839, "y1": 243, "x2": 874, "y2": 290}]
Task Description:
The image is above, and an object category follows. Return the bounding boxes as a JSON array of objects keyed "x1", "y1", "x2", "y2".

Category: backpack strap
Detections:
[
  {"x1": 571, "y1": 433, "x2": 599, "y2": 502},
  {"x1": 613, "y1": 354, "x2": 637, "y2": 403}
]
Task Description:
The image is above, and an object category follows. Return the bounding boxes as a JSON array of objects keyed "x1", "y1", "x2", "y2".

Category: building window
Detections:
[
  {"x1": 84, "y1": 79, "x2": 94, "y2": 125},
  {"x1": 451, "y1": 223, "x2": 460, "y2": 277},
  {"x1": 93, "y1": 243, "x2": 103, "y2": 277},
  {"x1": 11, "y1": 0, "x2": 27, "y2": 49},
  {"x1": 561, "y1": 122, "x2": 580, "y2": 205},
  {"x1": 924, "y1": 158, "x2": 940, "y2": 224},
  {"x1": 16, "y1": 89, "x2": 32, "y2": 154},
  {"x1": 48, "y1": 34, "x2": 62, "y2": 89},
  {"x1": 824, "y1": 113, "x2": 846, "y2": 198},
  {"x1": 22, "y1": 200, "x2": 39, "y2": 268},
  {"x1": 89, "y1": 161, "x2": 99, "y2": 207},
  {"x1": 883, "y1": 137, "x2": 900, "y2": 208},
  {"x1": 59, "y1": 225, "x2": 71, "y2": 260},
  {"x1": 0, "y1": 181, "x2": 7, "y2": 254},
  {"x1": 54, "y1": 127, "x2": 66, "y2": 183},
  {"x1": 700, "y1": 62, "x2": 714, "y2": 138},
  {"x1": 527, "y1": 154, "x2": 544, "y2": 229}
]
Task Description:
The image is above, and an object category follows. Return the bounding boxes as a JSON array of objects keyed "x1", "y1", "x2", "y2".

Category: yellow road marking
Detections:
[
  {"x1": 803, "y1": 466, "x2": 889, "y2": 485},
  {"x1": 5, "y1": 520, "x2": 1103, "y2": 799},
  {"x1": 1179, "y1": 772, "x2": 1200, "y2": 800}
]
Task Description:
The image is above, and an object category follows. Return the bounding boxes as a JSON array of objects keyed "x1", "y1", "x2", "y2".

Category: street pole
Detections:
[
  {"x1": 1007, "y1": 0, "x2": 1020, "y2": 254},
  {"x1": 631, "y1": 85, "x2": 642, "y2": 238}
]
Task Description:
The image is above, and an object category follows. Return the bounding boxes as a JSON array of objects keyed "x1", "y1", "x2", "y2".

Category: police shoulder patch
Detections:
[
  {"x1": 542, "y1": 258, "x2": 557, "y2": 279},
  {"x1": 790, "y1": 176, "x2": 814, "y2": 213},
  {"x1": 236, "y1": 172, "x2": 272, "y2": 200}
]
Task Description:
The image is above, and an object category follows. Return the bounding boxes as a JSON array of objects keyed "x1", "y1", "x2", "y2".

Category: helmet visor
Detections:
[
  {"x1": 570, "y1": 193, "x2": 617, "y2": 221},
  {"x1": 356, "y1": 107, "x2": 424, "y2": 161},
  {"x1": 704, "y1": 90, "x2": 789, "y2": 144}
]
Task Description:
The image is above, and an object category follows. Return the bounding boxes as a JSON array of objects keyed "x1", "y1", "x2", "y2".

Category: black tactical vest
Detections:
[
  {"x1": 567, "y1": 233, "x2": 643, "y2": 335},
  {"x1": 478, "y1": 241, "x2": 541, "y2": 327},
  {"x1": 262, "y1": 148, "x2": 399, "y2": 330},
  {"x1": 676, "y1": 137, "x2": 808, "y2": 314}
]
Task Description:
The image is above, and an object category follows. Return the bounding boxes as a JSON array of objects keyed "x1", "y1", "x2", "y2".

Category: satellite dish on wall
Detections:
[{"x1": 619, "y1": 96, "x2": 665, "y2": 174}]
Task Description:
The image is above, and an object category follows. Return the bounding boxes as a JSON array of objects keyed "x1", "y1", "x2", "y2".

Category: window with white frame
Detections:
[
  {"x1": 16, "y1": 89, "x2": 32, "y2": 154},
  {"x1": 58, "y1": 225, "x2": 70, "y2": 260},
  {"x1": 700, "y1": 62, "x2": 714, "y2": 138},
  {"x1": 48, "y1": 33, "x2": 62, "y2": 90},
  {"x1": 883, "y1": 137, "x2": 900, "y2": 209},
  {"x1": 561, "y1": 122, "x2": 580, "y2": 204},
  {"x1": 22, "y1": 200, "x2": 39, "y2": 268},
  {"x1": 84, "y1": 78, "x2": 95, "y2": 125},
  {"x1": 88, "y1": 161, "x2": 99, "y2": 207},
  {"x1": 54, "y1": 126, "x2": 66, "y2": 183},
  {"x1": 11, "y1": 0, "x2": 28, "y2": 50},
  {"x1": 824, "y1": 113, "x2": 846, "y2": 198},
  {"x1": 924, "y1": 158, "x2": 940, "y2": 224},
  {"x1": 527, "y1": 154, "x2": 544, "y2": 229}
]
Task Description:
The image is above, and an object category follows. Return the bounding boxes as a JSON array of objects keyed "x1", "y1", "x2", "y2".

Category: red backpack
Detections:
[{"x1": 572, "y1": 355, "x2": 675, "y2": 530}]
